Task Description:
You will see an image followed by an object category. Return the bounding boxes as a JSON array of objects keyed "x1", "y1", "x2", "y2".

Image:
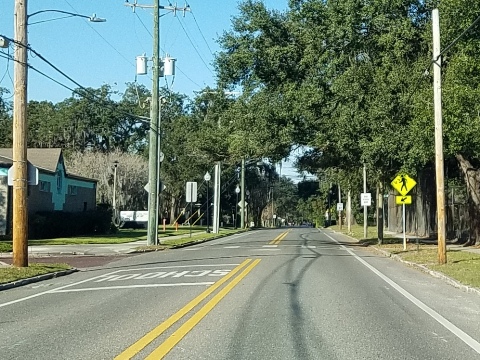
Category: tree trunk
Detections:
[{"x1": 456, "y1": 154, "x2": 480, "y2": 246}]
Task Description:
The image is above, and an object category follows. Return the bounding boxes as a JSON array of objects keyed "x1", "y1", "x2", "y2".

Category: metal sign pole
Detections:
[
  {"x1": 190, "y1": 183, "x2": 193, "y2": 238},
  {"x1": 403, "y1": 203, "x2": 406, "y2": 250}
]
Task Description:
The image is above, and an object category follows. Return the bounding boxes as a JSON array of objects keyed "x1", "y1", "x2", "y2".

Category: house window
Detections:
[
  {"x1": 68, "y1": 185, "x2": 77, "y2": 195},
  {"x1": 56, "y1": 170, "x2": 63, "y2": 193},
  {"x1": 39, "y1": 181, "x2": 51, "y2": 192}
]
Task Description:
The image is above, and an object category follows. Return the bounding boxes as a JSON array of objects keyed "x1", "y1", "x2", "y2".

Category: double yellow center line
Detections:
[
  {"x1": 268, "y1": 230, "x2": 290, "y2": 245},
  {"x1": 115, "y1": 258, "x2": 261, "y2": 360}
]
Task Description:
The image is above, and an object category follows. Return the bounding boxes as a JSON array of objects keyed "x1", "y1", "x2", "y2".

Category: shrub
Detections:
[{"x1": 29, "y1": 208, "x2": 114, "y2": 239}]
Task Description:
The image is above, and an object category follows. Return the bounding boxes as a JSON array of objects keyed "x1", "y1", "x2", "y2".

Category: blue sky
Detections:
[{"x1": 0, "y1": 0, "x2": 316, "y2": 182}]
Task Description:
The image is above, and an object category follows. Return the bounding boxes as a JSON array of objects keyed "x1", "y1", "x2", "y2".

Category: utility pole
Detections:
[
  {"x1": 240, "y1": 158, "x2": 245, "y2": 229},
  {"x1": 363, "y1": 163, "x2": 367, "y2": 239},
  {"x1": 347, "y1": 190, "x2": 352, "y2": 233},
  {"x1": 433, "y1": 8, "x2": 447, "y2": 264},
  {"x1": 126, "y1": 1, "x2": 189, "y2": 246},
  {"x1": 113, "y1": 161, "x2": 118, "y2": 218},
  {"x1": 271, "y1": 185, "x2": 275, "y2": 227},
  {"x1": 146, "y1": 0, "x2": 160, "y2": 246},
  {"x1": 13, "y1": 0, "x2": 28, "y2": 267},
  {"x1": 338, "y1": 184, "x2": 342, "y2": 230}
]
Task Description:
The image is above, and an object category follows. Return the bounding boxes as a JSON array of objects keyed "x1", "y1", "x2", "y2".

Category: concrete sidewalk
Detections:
[{"x1": 0, "y1": 233, "x2": 198, "y2": 257}]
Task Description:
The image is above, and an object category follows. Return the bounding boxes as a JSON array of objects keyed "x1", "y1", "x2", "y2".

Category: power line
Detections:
[
  {"x1": 0, "y1": 47, "x2": 12, "y2": 85},
  {"x1": 176, "y1": 16, "x2": 214, "y2": 76},
  {"x1": 2, "y1": 35, "x2": 153, "y2": 127},
  {"x1": 439, "y1": 12, "x2": 480, "y2": 59},
  {"x1": 63, "y1": 0, "x2": 135, "y2": 68},
  {"x1": 189, "y1": 9, "x2": 214, "y2": 55},
  {"x1": 135, "y1": 11, "x2": 153, "y2": 38}
]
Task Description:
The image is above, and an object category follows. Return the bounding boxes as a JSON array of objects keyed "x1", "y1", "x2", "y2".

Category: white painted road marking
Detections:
[
  {"x1": 94, "y1": 269, "x2": 232, "y2": 282},
  {"x1": 51, "y1": 283, "x2": 216, "y2": 293},
  {"x1": 224, "y1": 246, "x2": 240, "y2": 249},
  {"x1": 0, "y1": 264, "x2": 240, "y2": 308},
  {"x1": 0, "y1": 269, "x2": 123, "y2": 308},
  {"x1": 111, "y1": 263, "x2": 240, "y2": 273},
  {"x1": 323, "y1": 230, "x2": 480, "y2": 355},
  {"x1": 262, "y1": 245, "x2": 278, "y2": 248}
]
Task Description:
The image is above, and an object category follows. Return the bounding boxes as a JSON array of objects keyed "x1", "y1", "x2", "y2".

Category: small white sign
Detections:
[
  {"x1": 337, "y1": 203, "x2": 344, "y2": 211},
  {"x1": 361, "y1": 193, "x2": 371, "y2": 206},
  {"x1": 120, "y1": 211, "x2": 148, "y2": 222},
  {"x1": 238, "y1": 201, "x2": 249, "y2": 208},
  {"x1": 186, "y1": 182, "x2": 198, "y2": 203},
  {"x1": 8, "y1": 163, "x2": 39, "y2": 186}
]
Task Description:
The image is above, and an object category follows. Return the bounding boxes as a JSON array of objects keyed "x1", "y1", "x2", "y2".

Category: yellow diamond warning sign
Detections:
[
  {"x1": 395, "y1": 195, "x2": 412, "y2": 205},
  {"x1": 391, "y1": 174, "x2": 417, "y2": 196}
]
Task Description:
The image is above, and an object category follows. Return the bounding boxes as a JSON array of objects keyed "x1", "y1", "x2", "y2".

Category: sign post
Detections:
[{"x1": 391, "y1": 174, "x2": 417, "y2": 250}]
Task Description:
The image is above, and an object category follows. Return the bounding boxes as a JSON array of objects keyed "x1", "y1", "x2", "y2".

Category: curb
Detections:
[
  {"x1": 131, "y1": 230, "x2": 250, "y2": 252},
  {"x1": 170, "y1": 230, "x2": 249, "y2": 249},
  {"x1": 0, "y1": 268, "x2": 78, "y2": 291},
  {"x1": 328, "y1": 229, "x2": 480, "y2": 297}
]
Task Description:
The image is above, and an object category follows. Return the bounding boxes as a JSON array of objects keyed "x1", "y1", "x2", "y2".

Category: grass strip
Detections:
[
  {"x1": 0, "y1": 263, "x2": 72, "y2": 285},
  {"x1": 0, "y1": 242, "x2": 12, "y2": 252}
]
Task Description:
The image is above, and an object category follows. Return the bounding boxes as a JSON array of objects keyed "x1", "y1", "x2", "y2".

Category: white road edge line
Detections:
[
  {"x1": 322, "y1": 230, "x2": 480, "y2": 355},
  {"x1": 52, "y1": 282, "x2": 216, "y2": 293},
  {"x1": 0, "y1": 269, "x2": 123, "y2": 308}
]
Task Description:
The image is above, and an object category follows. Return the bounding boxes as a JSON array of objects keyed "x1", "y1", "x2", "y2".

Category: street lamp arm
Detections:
[{"x1": 27, "y1": 10, "x2": 106, "y2": 23}]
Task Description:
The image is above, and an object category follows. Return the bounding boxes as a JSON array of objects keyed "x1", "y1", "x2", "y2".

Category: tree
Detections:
[
  {"x1": 0, "y1": 87, "x2": 12, "y2": 147},
  {"x1": 65, "y1": 149, "x2": 148, "y2": 211}
]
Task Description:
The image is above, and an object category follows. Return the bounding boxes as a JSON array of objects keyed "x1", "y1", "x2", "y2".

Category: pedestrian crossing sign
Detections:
[{"x1": 391, "y1": 173, "x2": 417, "y2": 196}]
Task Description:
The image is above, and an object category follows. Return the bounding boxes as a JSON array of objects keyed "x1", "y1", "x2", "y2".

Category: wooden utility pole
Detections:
[
  {"x1": 13, "y1": 0, "x2": 28, "y2": 267},
  {"x1": 145, "y1": 0, "x2": 160, "y2": 246},
  {"x1": 125, "y1": 0, "x2": 189, "y2": 245},
  {"x1": 433, "y1": 9, "x2": 447, "y2": 264}
]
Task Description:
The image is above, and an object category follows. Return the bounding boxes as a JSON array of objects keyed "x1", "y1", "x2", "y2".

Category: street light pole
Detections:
[
  {"x1": 13, "y1": 0, "x2": 28, "y2": 267},
  {"x1": 27, "y1": 10, "x2": 106, "y2": 24},
  {"x1": 113, "y1": 161, "x2": 118, "y2": 212},
  {"x1": 11, "y1": 4, "x2": 107, "y2": 268},
  {"x1": 235, "y1": 185, "x2": 240, "y2": 229},
  {"x1": 204, "y1": 171, "x2": 211, "y2": 233},
  {"x1": 240, "y1": 158, "x2": 245, "y2": 229}
]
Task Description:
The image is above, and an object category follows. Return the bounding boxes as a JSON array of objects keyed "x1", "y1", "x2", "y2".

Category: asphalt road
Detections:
[{"x1": 1, "y1": 227, "x2": 480, "y2": 359}]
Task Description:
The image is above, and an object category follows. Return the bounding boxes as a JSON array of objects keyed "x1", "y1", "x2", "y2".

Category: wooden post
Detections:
[
  {"x1": 13, "y1": 0, "x2": 28, "y2": 267},
  {"x1": 433, "y1": 9, "x2": 447, "y2": 264}
]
